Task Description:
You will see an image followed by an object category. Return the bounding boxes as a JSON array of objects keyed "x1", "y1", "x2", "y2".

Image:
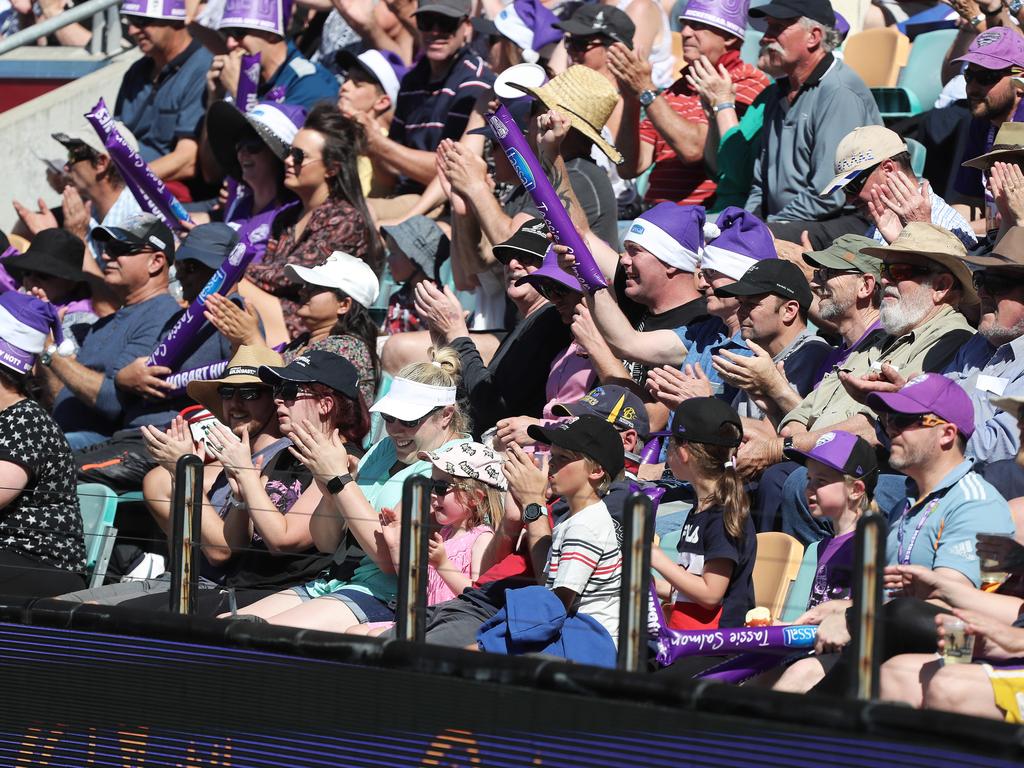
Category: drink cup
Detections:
[
  {"x1": 977, "y1": 532, "x2": 1011, "y2": 590},
  {"x1": 939, "y1": 615, "x2": 974, "y2": 665}
]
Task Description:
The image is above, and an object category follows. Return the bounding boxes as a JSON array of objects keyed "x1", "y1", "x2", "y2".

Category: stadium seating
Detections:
[
  {"x1": 843, "y1": 27, "x2": 911, "y2": 88},
  {"x1": 77, "y1": 483, "x2": 120, "y2": 588},
  {"x1": 751, "y1": 531, "x2": 804, "y2": 622}
]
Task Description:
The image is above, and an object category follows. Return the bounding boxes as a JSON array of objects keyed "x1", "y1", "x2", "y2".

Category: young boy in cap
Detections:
[
  {"x1": 503, "y1": 415, "x2": 626, "y2": 643},
  {"x1": 380, "y1": 216, "x2": 446, "y2": 335}
]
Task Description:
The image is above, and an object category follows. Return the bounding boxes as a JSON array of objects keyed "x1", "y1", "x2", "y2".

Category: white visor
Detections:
[{"x1": 370, "y1": 377, "x2": 457, "y2": 421}]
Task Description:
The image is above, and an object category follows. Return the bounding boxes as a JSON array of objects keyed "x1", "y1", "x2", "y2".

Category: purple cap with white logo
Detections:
[
  {"x1": 121, "y1": 0, "x2": 185, "y2": 21},
  {"x1": 219, "y1": 0, "x2": 292, "y2": 37},
  {"x1": 700, "y1": 207, "x2": 776, "y2": 280},
  {"x1": 784, "y1": 429, "x2": 878, "y2": 490},
  {"x1": 624, "y1": 203, "x2": 706, "y2": 273},
  {"x1": 953, "y1": 26, "x2": 1024, "y2": 71},
  {"x1": 867, "y1": 373, "x2": 976, "y2": 438},
  {"x1": 679, "y1": 0, "x2": 749, "y2": 40}
]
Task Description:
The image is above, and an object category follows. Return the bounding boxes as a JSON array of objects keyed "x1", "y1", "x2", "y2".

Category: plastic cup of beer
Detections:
[
  {"x1": 939, "y1": 615, "x2": 974, "y2": 665},
  {"x1": 977, "y1": 532, "x2": 1011, "y2": 590}
]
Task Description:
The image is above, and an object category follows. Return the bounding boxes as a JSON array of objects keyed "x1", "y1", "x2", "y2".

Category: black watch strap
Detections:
[
  {"x1": 523, "y1": 502, "x2": 545, "y2": 523},
  {"x1": 326, "y1": 474, "x2": 353, "y2": 494}
]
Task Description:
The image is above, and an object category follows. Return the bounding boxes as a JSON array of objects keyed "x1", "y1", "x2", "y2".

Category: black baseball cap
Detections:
[
  {"x1": 750, "y1": 0, "x2": 835, "y2": 27},
  {"x1": 92, "y1": 213, "x2": 176, "y2": 263},
  {"x1": 552, "y1": 384, "x2": 650, "y2": 440},
  {"x1": 528, "y1": 415, "x2": 626, "y2": 481},
  {"x1": 714, "y1": 258, "x2": 813, "y2": 310},
  {"x1": 175, "y1": 222, "x2": 240, "y2": 272},
  {"x1": 655, "y1": 397, "x2": 743, "y2": 447},
  {"x1": 556, "y1": 4, "x2": 635, "y2": 48},
  {"x1": 492, "y1": 217, "x2": 549, "y2": 265},
  {"x1": 258, "y1": 350, "x2": 360, "y2": 400}
]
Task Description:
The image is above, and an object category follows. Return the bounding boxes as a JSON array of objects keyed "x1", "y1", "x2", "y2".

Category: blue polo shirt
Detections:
[
  {"x1": 885, "y1": 459, "x2": 1015, "y2": 587},
  {"x1": 115, "y1": 39, "x2": 213, "y2": 163},
  {"x1": 260, "y1": 41, "x2": 339, "y2": 109}
]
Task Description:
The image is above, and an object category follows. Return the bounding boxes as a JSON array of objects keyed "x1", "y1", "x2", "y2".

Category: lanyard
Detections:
[{"x1": 896, "y1": 497, "x2": 941, "y2": 565}]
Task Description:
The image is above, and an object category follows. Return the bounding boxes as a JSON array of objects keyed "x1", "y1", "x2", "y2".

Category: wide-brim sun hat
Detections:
[
  {"x1": 187, "y1": 345, "x2": 283, "y2": 424},
  {"x1": 507, "y1": 64, "x2": 623, "y2": 164},
  {"x1": 207, "y1": 100, "x2": 306, "y2": 179}
]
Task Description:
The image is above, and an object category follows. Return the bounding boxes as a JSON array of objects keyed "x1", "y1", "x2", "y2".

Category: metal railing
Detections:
[
  {"x1": 618, "y1": 492, "x2": 653, "y2": 673},
  {"x1": 849, "y1": 511, "x2": 888, "y2": 700},
  {"x1": 395, "y1": 475, "x2": 431, "y2": 642},
  {"x1": 168, "y1": 454, "x2": 204, "y2": 615},
  {"x1": 0, "y1": 0, "x2": 122, "y2": 57}
]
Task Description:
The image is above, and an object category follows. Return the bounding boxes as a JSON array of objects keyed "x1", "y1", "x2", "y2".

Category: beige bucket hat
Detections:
[{"x1": 187, "y1": 345, "x2": 284, "y2": 423}]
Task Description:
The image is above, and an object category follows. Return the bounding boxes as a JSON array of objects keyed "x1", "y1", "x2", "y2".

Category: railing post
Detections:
[
  {"x1": 395, "y1": 475, "x2": 431, "y2": 642},
  {"x1": 168, "y1": 454, "x2": 203, "y2": 615},
  {"x1": 103, "y1": 3, "x2": 121, "y2": 55},
  {"x1": 848, "y1": 511, "x2": 887, "y2": 700},
  {"x1": 618, "y1": 492, "x2": 654, "y2": 672},
  {"x1": 87, "y1": 9, "x2": 104, "y2": 55}
]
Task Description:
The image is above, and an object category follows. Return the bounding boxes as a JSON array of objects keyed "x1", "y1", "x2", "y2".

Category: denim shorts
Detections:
[{"x1": 291, "y1": 585, "x2": 395, "y2": 623}]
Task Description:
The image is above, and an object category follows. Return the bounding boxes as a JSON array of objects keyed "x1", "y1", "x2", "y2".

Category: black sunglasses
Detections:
[
  {"x1": 565, "y1": 35, "x2": 607, "y2": 53},
  {"x1": 104, "y1": 242, "x2": 148, "y2": 258},
  {"x1": 813, "y1": 266, "x2": 858, "y2": 283},
  {"x1": 534, "y1": 278, "x2": 580, "y2": 302},
  {"x1": 964, "y1": 67, "x2": 1014, "y2": 86},
  {"x1": 381, "y1": 406, "x2": 441, "y2": 429},
  {"x1": 428, "y1": 478, "x2": 458, "y2": 497},
  {"x1": 416, "y1": 13, "x2": 464, "y2": 33},
  {"x1": 272, "y1": 381, "x2": 314, "y2": 402},
  {"x1": 844, "y1": 164, "x2": 880, "y2": 197},
  {"x1": 287, "y1": 146, "x2": 323, "y2": 170},
  {"x1": 217, "y1": 384, "x2": 267, "y2": 401},
  {"x1": 880, "y1": 262, "x2": 941, "y2": 282},
  {"x1": 973, "y1": 271, "x2": 1023, "y2": 296}
]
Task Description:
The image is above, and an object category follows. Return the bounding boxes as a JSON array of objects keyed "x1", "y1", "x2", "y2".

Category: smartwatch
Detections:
[
  {"x1": 782, "y1": 436, "x2": 794, "y2": 452},
  {"x1": 638, "y1": 89, "x2": 658, "y2": 108},
  {"x1": 523, "y1": 502, "x2": 547, "y2": 523},
  {"x1": 325, "y1": 474, "x2": 353, "y2": 494},
  {"x1": 1010, "y1": 0, "x2": 1023, "y2": 15}
]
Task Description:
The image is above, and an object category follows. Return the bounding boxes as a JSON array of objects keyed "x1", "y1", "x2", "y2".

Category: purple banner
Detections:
[
  {"x1": 485, "y1": 105, "x2": 607, "y2": 293},
  {"x1": 639, "y1": 436, "x2": 663, "y2": 465},
  {"x1": 148, "y1": 241, "x2": 254, "y2": 369},
  {"x1": 238, "y1": 53, "x2": 260, "y2": 113},
  {"x1": 85, "y1": 98, "x2": 192, "y2": 231},
  {"x1": 165, "y1": 359, "x2": 230, "y2": 397}
]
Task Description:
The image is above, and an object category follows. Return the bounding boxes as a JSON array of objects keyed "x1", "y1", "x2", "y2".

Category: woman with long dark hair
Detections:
[{"x1": 245, "y1": 103, "x2": 382, "y2": 339}]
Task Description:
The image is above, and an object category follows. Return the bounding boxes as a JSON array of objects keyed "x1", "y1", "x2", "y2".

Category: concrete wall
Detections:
[{"x1": 0, "y1": 47, "x2": 141, "y2": 234}]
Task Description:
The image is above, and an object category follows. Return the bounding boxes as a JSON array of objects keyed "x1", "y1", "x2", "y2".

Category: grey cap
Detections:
[
  {"x1": 414, "y1": 0, "x2": 470, "y2": 18},
  {"x1": 381, "y1": 216, "x2": 446, "y2": 276},
  {"x1": 175, "y1": 222, "x2": 240, "y2": 271}
]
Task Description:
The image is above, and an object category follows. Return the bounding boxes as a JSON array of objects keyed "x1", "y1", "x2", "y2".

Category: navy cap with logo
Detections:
[
  {"x1": 556, "y1": 4, "x2": 635, "y2": 48},
  {"x1": 528, "y1": 414, "x2": 626, "y2": 482},
  {"x1": 492, "y1": 217, "x2": 549, "y2": 265},
  {"x1": 175, "y1": 222, "x2": 240, "y2": 272},
  {"x1": 714, "y1": 258, "x2": 813, "y2": 310},
  {"x1": 750, "y1": 0, "x2": 835, "y2": 27},
  {"x1": 552, "y1": 384, "x2": 650, "y2": 440},
  {"x1": 92, "y1": 213, "x2": 176, "y2": 263},
  {"x1": 655, "y1": 397, "x2": 743, "y2": 447},
  {"x1": 258, "y1": 350, "x2": 360, "y2": 400},
  {"x1": 784, "y1": 429, "x2": 879, "y2": 493}
]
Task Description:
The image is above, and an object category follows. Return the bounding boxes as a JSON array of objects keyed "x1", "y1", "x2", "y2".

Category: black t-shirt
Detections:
[
  {"x1": 625, "y1": 296, "x2": 710, "y2": 386},
  {"x1": 672, "y1": 505, "x2": 756, "y2": 629},
  {"x1": 225, "y1": 449, "x2": 331, "y2": 589},
  {"x1": 0, "y1": 398, "x2": 85, "y2": 572}
]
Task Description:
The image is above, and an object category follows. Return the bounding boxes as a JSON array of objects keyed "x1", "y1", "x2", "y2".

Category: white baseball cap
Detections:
[{"x1": 284, "y1": 251, "x2": 380, "y2": 309}]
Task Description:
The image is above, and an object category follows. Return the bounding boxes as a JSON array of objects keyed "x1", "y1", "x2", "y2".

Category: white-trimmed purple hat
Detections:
[
  {"x1": 679, "y1": 0, "x2": 749, "y2": 40},
  {"x1": 219, "y1": 0, "x2": 292, "y2": 37},
  {"x1": 0, "y1": 292, "x2": 72, "y2": 375},
  {"x1": 700, "y1": 207, "x2": 776, "y2": 280},
  {"x1": 624, "y1": 203, "x2": 707, "y2": 273},
  {"x1": 121, "y1": 0, "x2": 185, "y2": 21},
  {"x1": 495, "y1": 0, "x2": 564, "y2": 63}
]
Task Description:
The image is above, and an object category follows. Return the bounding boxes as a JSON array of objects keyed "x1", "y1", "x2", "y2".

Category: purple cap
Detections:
[
  {"x1": 219, "y1": 0, "x2": 292, "y2": 36},
  {"x1": 0, "y1": 292, "x2": 69, "y2": 375},
  {"x1": 700, "y1": 206, "x2": 776, "y2": 280},
  {"x1": 679, "y1": 0, "x2": 749, "y2": 40},
  {"x1": 833, "y1": 11, "x2": 849, "y2": 40},
  {"x1": 867, "y1": 373, "x2": 976, "y2": 438},
  {"x1": 120, "y1": 0, "x2": 185, "y2": 20},
  {"x1": 496, "y1": 0, "x2": 564, "y2": 63},
  {"x1": 624, "y1": 203, "x2": 706, "y2": 272},
  {"x1": 784, "y1": 430, "x2": 878, "y2": 489},
  {"x1": 516, "y1": 244, "x2": 583, "y2": 293},
  {"x1": 953, "y1": 27, "x2": 1024, "y2": 71}
]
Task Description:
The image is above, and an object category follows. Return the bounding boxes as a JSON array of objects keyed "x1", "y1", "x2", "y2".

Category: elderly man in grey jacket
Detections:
[{"x1": 745, "y1": 0, "x2": 882, "y2": 249}]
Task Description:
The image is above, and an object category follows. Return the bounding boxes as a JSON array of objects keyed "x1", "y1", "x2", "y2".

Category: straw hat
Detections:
[
  {"x1": 961, "y1": 122, "x2": 1024, "y2": 170},
  {"x1": 187, "y1": 345, "x2": 283, "y2": 423},
  {"x1": 507, "y1": 65, "x2": 623, "y2": 164},
  {"x1": 860, "y1": 222, "x2": 977, "y2": 304}
]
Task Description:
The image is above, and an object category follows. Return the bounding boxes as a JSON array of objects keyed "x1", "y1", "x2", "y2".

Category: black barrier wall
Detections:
[{"x1": 0, "y1": 602, "x2": 1022, "y2": 767}]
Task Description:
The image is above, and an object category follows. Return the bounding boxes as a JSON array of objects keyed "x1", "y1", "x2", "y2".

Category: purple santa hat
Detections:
[
  {"x1": 495, "y1": 0, "x2": 564, "y2": 64},
  {"x1": 700, "y1": 207, "x2": 776, "y2": 280},
  {"x1": 0, "y1": 292, "x2": 72, "y2": 375},
  {"x1": 678, "y1": 0, "x2": 749, "y2": 41},
  {"x1": 516, "y1": 245, "x2": 584, "y2": 293},
  {"x1": 624, "y1": 203, "x2": 711, "y2": 273},
  {"x1": 120, "y1": 0, "x2": 185, "y2": 21},
  {"x1": 219, "y1": 0, "x2": 292, "y2": 37}
]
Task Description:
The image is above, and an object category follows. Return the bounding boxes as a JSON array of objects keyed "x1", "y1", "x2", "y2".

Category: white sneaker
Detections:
[{"x1": 121, "y1": 553, "x2": 166, "y2": 582}]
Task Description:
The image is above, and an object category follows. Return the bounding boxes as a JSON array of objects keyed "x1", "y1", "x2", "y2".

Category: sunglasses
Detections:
[
  {"x1": 973, "y1": 271, "x2": 1023, "y2": 297},
  {"x1": 381, "y1": 406, "x2": 441, "y2": 429},
  {"x1": 880, "y1": 262, "x2": 941, "y2": 282},
  {"x1": 428, "y1": 478, "x2": 461, "y2": 497},
  {"x1": 286, "y1": 146, "x2": 322, "y2": 170},
  {"x1": 813, "y1": 266, "x2": 859, "y2": 284},
  {"x1": 217, "y1": 384, "x2": 267, "y2": 401},
  {"x1": 415, "y1": 12, "x2": 464, "y2": 33},
  {"x1": 66, "y1": 145, "x2": 96, "y2": 166},
  {"x1": 235, "y1": 136, "x2": 264, "y2": 154},
  {"x1": 565, "y1": 35, "x2": 606, "y2": 53},
  {"x1": 844, "y1": 164, "x2": 880, "y2": 197},
  {"x1": 272, "y1": 381, "x2": 315, "y2": 402},
  {"x1": 220, "y1": 27, "x2": 248, "y2": 39},
  {"x1": 534, "y1": 278, "x2": 580, "y2": 302},
  {"x1": 880, "y1": 412, "x2": 950, "y2": 433},
  {"x1": 964, "y1": 67, "x2": 1015, "y2": 86},
  {"x1": 104, "y1": 242, "x2": 149, "y2": 258}
]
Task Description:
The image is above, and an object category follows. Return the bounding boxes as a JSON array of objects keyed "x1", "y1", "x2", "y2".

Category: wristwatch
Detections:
[
  {"x1": 325, "y1": 474, "x2": 353, "y2": 494},
  {"x1": 638, "y1": 89, "x2": 658, "y2": 108},
  {"x1": 523, "y1": 502, "x2": 547, "y2": 523},
  {"x1": 1010, "y1": 0, "x2": 1023, "y2": 16},
  {"x1": 782, "y1": 436, "x2": 794, "y2": 452},
  {"x1": 39, "y1": 343, "x2": 59, "y2": 367}
]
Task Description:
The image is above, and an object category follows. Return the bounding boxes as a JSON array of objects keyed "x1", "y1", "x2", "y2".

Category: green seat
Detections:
[
  {"x1": 77, "y1": 483, "x2": 120, "y2": 588},
  {"x1": 905, "y1": 137, "x2": 926, "y2": 177},
  {"x1": 872, "y1": 28, "x2": 958, "y2": 120}
]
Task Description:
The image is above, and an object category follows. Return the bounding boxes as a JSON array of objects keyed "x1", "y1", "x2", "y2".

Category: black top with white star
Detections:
[{"x1": 0, "y1": 398, "x2": 85, "y2": 572}]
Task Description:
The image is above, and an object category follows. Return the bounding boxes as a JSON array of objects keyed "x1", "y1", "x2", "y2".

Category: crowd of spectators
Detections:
[{"x1": 6, "y1": 0, "x2": 1024, "y2": 728}]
